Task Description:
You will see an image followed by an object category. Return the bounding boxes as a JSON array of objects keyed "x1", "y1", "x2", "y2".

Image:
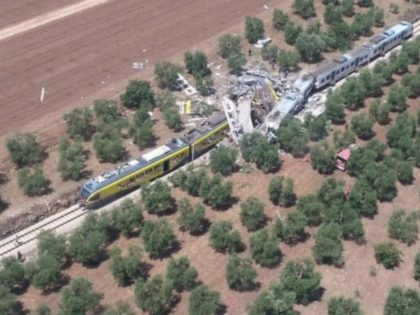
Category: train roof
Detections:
[
  {"x1": 82, "y1": 137, "x2": 188, "y2": 193},
  {"x1": 182, "y1": 112, "x2": 226, "y2": 143},
  {"x1": 368, "y1": 21, "x2": 412, "y2": 46},
  {"x1": 82, "y1": 113, "x2": 227, "y2": 195}
]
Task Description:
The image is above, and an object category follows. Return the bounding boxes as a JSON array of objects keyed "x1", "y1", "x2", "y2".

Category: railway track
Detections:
[
  {"x1": 0, "y1": 23, "x2": 419, "y2": 261},
  {"x1": 0, "y1": 204, "x2": 86, "y2": 257}
]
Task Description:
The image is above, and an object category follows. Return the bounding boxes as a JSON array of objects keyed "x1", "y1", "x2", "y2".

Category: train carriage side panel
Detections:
[{"x1": 191, "y1": 121, "x2": 229, "y2": 157}]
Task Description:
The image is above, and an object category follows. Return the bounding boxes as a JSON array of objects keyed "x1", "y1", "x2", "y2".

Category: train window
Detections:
[
  {"x1": 90, "y1": 194, "x2": 100, "y2": 202},
  {"x1": 321, "y1": 79, "x2": 325, "y2": 83},
  {"x1": 326, "y1": 75, "x2": 331, "y2": 80}
]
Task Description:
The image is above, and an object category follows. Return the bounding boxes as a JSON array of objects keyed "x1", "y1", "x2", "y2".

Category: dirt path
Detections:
[{"x1": 0, "y1": 0, "x2": 110, "y2": 41}]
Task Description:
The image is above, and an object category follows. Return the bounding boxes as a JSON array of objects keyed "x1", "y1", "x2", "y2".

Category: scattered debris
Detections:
[{"x1": 132, "y1": 62, "x2": 144, "y2": 69}]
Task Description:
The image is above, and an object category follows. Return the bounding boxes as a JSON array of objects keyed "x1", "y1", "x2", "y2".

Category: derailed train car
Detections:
[{"x1": 80, "y1": 113, "x2": 228, "y2": 204}]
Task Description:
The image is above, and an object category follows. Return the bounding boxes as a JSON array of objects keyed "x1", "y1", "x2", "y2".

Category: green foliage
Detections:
[
  {"x1": 245, "y1": 16, "x2": 265, "y2": 44},
  {"x1": 176, "y1": 168, "x2": 207, "y2": 196},
  {"x1": 166, "y1": 256, "x2": 198, "y2": 292},
  {"x1": 37, "y1": 230, "x2": 67, "y2": 265},
  {"x1": 310, "y1": 142, "x2": 336, "y2": 175},
  {"x1": 111, "y1": 199, "x2": 144, "y2": 237},
  {"x1": 0, "y1": 286, "x2": 22, "y2": 315},
  {"x1": 59, "y1": 277, "x2": 103, "y2": 315},
  {"x1": 189, "y1": 285, "x2": 221, "y2": 315},
  {"x1": 156, "y1": 91, "x2": 176, "y2": 111},
  {"x1": 397, "y1": 160, "x2": 414, "y2": 184},
  {"x1": 141, "y1": 219, "x2": 178, "y2": 259},
  {"x1": 317, "y1": 178, "x2": 344, "y2": 208},
  {"x1": 154, "y1": 61, "x2": 183, "y2": 91},
  {"x1": 277, "y1": 49, "x2": 301, "y2": 72},
  {"x1": 295, "y1": 33, "x2": 325, "y2": 63},
  {"x1": 341, "y1": 0, "x2": 355, "y2": 16},
  {"x1": 0, "y1": 257, "x2": 26, "y2": 291},
  {"x1": 276, "y1": 118, "x2": 309, "y2": 157},
  {"x1": 386, "y1": 113, "x2": 417, "y2": 157},
  {"x1": 359, "y1": 69, "x2": 384, "y2": 97},
  {"x1": 210, "y1": 145, "x2": 237, "y2": 176},
  {"x1": 110, "y1": 247, "x2": 146, "y2": 286},
  {"x1": 351, "y1": 13, "x2": 374, "y2": 37},
  {"x1": 26, "y1": 253, "x2": 62, "y2": 292},
  {"x1": 297, "y1": 194, "x2": 323, "y2": 226},
  {"x1": 63, "y1": 108, "x2": 94, "y2": 140},
  {"x1": 339, "y1": 77, "x2": 366, "y2": 110},
  {"x1": 120, "y1": 80, "x2": 155, "y2": 109},
  {"x1": 271, "y1": 217, "x2": 285, "y2": 240},
  {"x1": 369, "y1": 99, "x2": 390, "y2": 125},
  {"x1": 374, "y1": 242, "x2": 402, "y2": 269},
  {"x1": 388, "y1": 209, "x2": 418, "y2": 245},
  {"x1": 200, "y1": 174, "x2": 234, "y2": 209},
  {"x1": 272, "y1": 9, "x2": 289, "y2": 31},
  {"x1": 103, "y1": 301, "x2": 135, "y2": 315},
  {"x1": 325, "y1": 90, "x2": 346, "y2": 123},
  {"x1": 218, "y1": 34, "x2": 242, "y2": 59},
  {"x1": 226, "y1": 255, "x2": 257, "y2": 291},
  {"x1": 325, "y1": 21, "x2": 353, "y2": 51},
  {"x1": 6, "y1": 133, "x2": 45, "y2": 168},
  {"x1": 402, "y1": 73, "x2": 420, "y2": 98},
  {"x1": 282, "y1": 211, "x2": 307, "y2": 244},
  {"x1": 68, "y1": 214, "x2": 110, "y2": 266},
  {"x1": 130, "y1": 119, "x2": 155, "y2": 149},
  {"x1": 240, "y1": 197, "x2": 267, "y2": 231},
  {"x1": 348, "y1": 179, "x2": 377, "y2": 218},
  {"x1": 248, "y1": 287, "x2": 297, "y2": 315},
  {"x1": 177, "y1": 198, "x2": 206, "y2": 235},
  {"x1": 279, "y1": 258, "x2": 321, "y2": 305},
  {"x1": 414, "y1": 253, "x2": 420, "y2": 283},
  {"x1": 324, "y1": 4, "x2": 343, "y2": 25},
  {"x1": 141, "y1": 181, "x2": 173, "y2": 215},
  {"x1": 196, "y1": 76, "x2": 214, "y2": 97},
  {"x1": 387, "y1": 84, "x2": 407, "y2": 112},
  {"x1": 284, "y1": 22, "x2": 303, "y2": 45},
  {"x1": 135, "y1": 275, "x2": 175, "y2": 315},
  {"x1": 18, "y1": 167, "x2": 50, "y2": 197},
  {"x1": 351, "y1": 112, "x2": 374, "y2": 140},
  {"x1": 293, "y1": 0, "x2": 316, "y2": 19},
  {"x1": 250, "y1": 228, "x2": 281, "y2": 267},
  {"x1": 35, "y1": 304, "x2": 52, "y2": 315},
  {"x1": 375, "y1": 168, "x2": 398, "y2": 202},
  {"x1": 228, "y1": 52, "x2": 247, "y2": 74},
  {"x1": 313, "y1": 222, "x2": 343, "y2": 266},
  {"x1": 384, "y1": 286, "x2": 420, "y2": 315},
  {"x1": 268, "y1": 176, "x2": 296, "y2": 207},
  {"x1": 304, "y1": 114, "x2": 328, "y2": 141},
  {"x1": 58, "y1": 138, "x2": 86, "y2": 181},
  {"x1": 185, "y1": 51, "x2": 211, "y2": 79},
  {"x1": 328, "y1": 296, "x2": 363, "y2": 315},
  {"x1": 93, "y1": 127, "x2": 125, "y2": 162},
  {"x1": 93, "y1": 99, "x2": 127, "y2": 131},
  {"x1": 209, "y1": 221, "x2": 243, "y2": 254}
]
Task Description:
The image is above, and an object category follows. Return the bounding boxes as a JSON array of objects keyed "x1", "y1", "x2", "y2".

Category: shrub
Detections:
[
  {"x1": 141, "y1": 219, "x2": 178, "y2": 259},
  {"x1": 374, "y1": 242, "x2": 402, "y2": 269},
  {"x1": 388, "y1": 209, "x2": 418, "y2": 245},
  {"x1": 226, "y1": 255, "x2": 257, "y2": 291},
  {"x1": 156, "y1": 91, "x2": 176, "y2": 111},
  {"x1": 210, "y1": 145, "x2": 237, "y2": 176},
  {"x1": 6, "y1": 133, "x2": 45, "y2": 168},
  {"x1": 245, "y1": 16, "x2": 265, "y2": 44},
  {"x1": 154, "y1": 61, "x2": 183, "y2": 90},
  {"x1": 277, "y1": 49, "x2": 301, "y2": 72},
  {"x1": 227, "y1": 52, "x2": 247, "y2": 74},
  {"x1": 141, "y1": 181, "x2": 173, "y2": 215},
  {"x1": 240, "y1": 197, "x2": 267, "y2": 231},
  {"x1": 166, "y1": 256, "x2": 198, "y2": 292},
  {"x1": 63, "y1": 108, "x2": 94, "y2": 140},
  {"x1": 218, "y1": 34, "x2": 242, "y2": 59},
  {"x1": 279, "y1": 258, "x2": 321, "y2": 305},
  {"x1": 58, "y1": 138, "x2": 86, "y2": 181},
  {"x1": 189, "y1": 285, "x2": 221, "y2": 315},
  {"x1": 18, "y1": 167, "x2": 50, "y2": 196},
  {"x1": 250, "y1": 228, "x2": 281, "y2": 267},
  {"x1": 120, "y1": 80, "x2": 155, "y2": 109},
  {"x1": 209, "y1": 221, "x2": 243, "y2": 254},
  {"x1": 177, "y1": 198, "x2": 206, "y2": 235}
]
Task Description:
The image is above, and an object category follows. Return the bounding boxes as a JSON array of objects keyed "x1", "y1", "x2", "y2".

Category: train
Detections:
[
  {"x1": 80, "y1": 113, "x2": 228, "y2": 204},
  {"x1": 264, "y1": 20, "x2": 414, "y2": 133},
  {"x1": 80, "y1": 21, "x2": 414, "y2": 204}
]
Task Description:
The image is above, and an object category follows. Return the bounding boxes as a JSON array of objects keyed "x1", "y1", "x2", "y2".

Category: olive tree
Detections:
[
  {"x1": 154, "y1": 62, "x2": 183, "y2": 91},
  {"x1": 6, "y1": 133, "x2": 45, "y2": 168},
  {"x1": 109, "y1": 247, "x2": 147, "y2": 286},
  {"x1": 226, "y1": 255, "x2": 257, "y2": 291},
  {"x1": 374, "y1": 242, "x2": 402, "y2": 269},
  {"x1": 0, "y1": 257, "x2": 26, "y2": 291},
  {"x1": 245, "y1": 16, "x2": 265, "y2": 44},
  {"x1": 384, "y1": 287, "x2": 420, "y2": 315},
  {"x1": 141, "y1": 219, "x2": 178, "y2": 259},
  {"x1": 310, "y1": 142, "x2": 336, "y2": 174},
  {"x1": 166, "y1": 256, "x2": 198, "y2": 292},
  {"x1": 250, "y1": 228, "x2": 281, "y2": 267},
  {"x1": 58, "y1": 138, "x2": 86, "y2": 181},
  {"x1": 328, "y1": 296, "x2": 363, "y2": 315},
  {"x1": 63, "y1": 108, "x2": 94, "y2": 140},
  {"x1": 120, "y1": 80, "x2": 155, "y2": 109},
  {"x1": 177, "y1": 198, "x2": 207, "y2": 235},
  {"x1": 210, "y1": 145, "x2": 237, "y2": 176},
  {"x1": 240, "y1": 197, "x2": 267, "y2": 231},
  {"x1": 388, "y1": 209, "x2": 418, "y2": 245},
  {"x1": 218, "y1": 34, "x2": 242, "y2": 59},
  {"x1": 189, "y1": 285, "x2": 221, "y2": 315},
  {"x1": 18, "y1": 167, "x2": 50, "y2": 197},
  {"x1": 141, "y1": 181, "x2": 174, "y2": 215},
  {"x1": 209, "y1": 221, "x2": 243, "y2": 254}
]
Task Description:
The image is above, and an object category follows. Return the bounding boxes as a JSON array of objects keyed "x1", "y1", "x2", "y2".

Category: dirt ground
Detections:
[{"x1": 1, "y1": 0, "x2": 420, "y2": 313}]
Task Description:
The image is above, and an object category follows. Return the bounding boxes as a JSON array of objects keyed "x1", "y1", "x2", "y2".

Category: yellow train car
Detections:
[{"x1": 81, "y1": 113, "x2": 228, "y2": 205}]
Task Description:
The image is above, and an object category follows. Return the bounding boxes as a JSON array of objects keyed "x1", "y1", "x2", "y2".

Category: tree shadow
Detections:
[
  {"x1": 0, "y1": 173, "x2": 8, "y2": 185},
  {"x1": 188, "y1": 218, "x2": 211, "y2": 237},
  {"x1": 0, "y1": 199, "x2": 9, "y2": 213},
  {"x1": 41, "y1": 274, "x2": 71, "y2": 295},
  {"x1": 216, "y1": 303, "x2": 228, "y2": 315},
  {"x1": 284, "y1": 232, "x2": 311, "y2": 247},
  {"x1": 310, "y1": 287, "x2": 326, "y2": 303},
  {"x1": 150, "y1": 241, "x2": 181, "y2": 260}
]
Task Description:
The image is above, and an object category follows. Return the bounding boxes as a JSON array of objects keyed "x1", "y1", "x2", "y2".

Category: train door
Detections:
[{"x1": 163, "y1": 160, "x2": 170, "y2": 174}]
